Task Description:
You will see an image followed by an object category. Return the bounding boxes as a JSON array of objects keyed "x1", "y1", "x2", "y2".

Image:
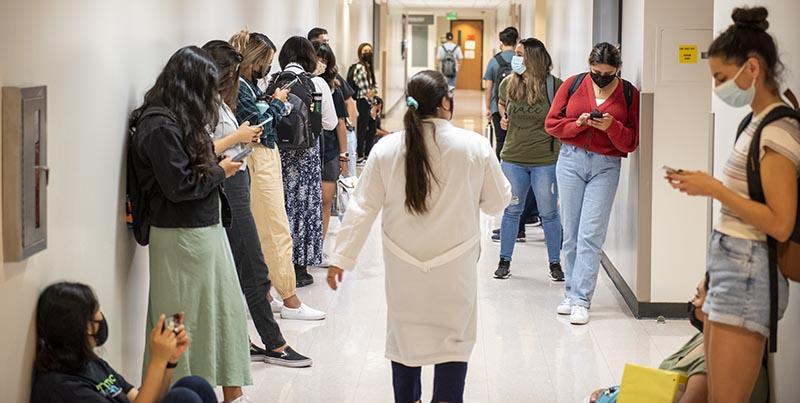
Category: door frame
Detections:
[{"x1": 449, "y1": 19, "x2": 485, "y2": 88}]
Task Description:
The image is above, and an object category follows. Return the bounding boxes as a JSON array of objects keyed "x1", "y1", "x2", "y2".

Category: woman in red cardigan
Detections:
[{"x1": 544, "y1": 43, "x2": 639, "y2": 325}]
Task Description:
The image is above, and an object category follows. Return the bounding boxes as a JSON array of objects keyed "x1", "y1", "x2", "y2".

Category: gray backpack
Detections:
[{"x1": 441, "y1": 45, "x2": 458, "y2": 78}]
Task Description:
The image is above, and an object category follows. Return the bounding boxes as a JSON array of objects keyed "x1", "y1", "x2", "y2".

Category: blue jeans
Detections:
[
  {"x1": 557, "y1": 145, "x2": 621, "y2": 308},
  {"x1": 500, "y1": 162, "x2": 561, "y2": 263},
  {"x1": 347, "y1": 129, "x2": 357, "y2": 176},
  {"x1": 161, "y1": 376, "x2": 216, "y2": 403},
  {"x1": 447, "y1": 74, "x2": 457, "y2": 88}
]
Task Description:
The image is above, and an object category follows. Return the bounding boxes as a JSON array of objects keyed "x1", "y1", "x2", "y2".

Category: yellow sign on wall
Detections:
[{"x1": 679, "y1": 45, "x2": 698, "y2": 64}]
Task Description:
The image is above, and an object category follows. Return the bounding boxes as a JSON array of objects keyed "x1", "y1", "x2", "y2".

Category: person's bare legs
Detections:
[
  {"x1": 705, "y1": 321, "x2": 765, "y2": 403},
  {"x1": 222, "y1": 386, "x2": 243, "y2": 402},
  {"x1": 322, "y1": 181, "x2": 336, "y2": 240}
]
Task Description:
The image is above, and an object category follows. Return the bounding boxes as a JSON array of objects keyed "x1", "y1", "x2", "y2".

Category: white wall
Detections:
[
  {"x1": 710, "y1": 1, "x2": 800, "y2": 401},
  {"x1": 545, "y1": 0, "x2": 594, "y2": 79},
  {"x1": 0, "y1": 1, "x2": 327, "y2": 402}
]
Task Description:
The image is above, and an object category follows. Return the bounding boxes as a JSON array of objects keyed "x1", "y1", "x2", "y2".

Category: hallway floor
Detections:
[{"x1": 235, "y1": 90, "x2": 696, "y2": 403}]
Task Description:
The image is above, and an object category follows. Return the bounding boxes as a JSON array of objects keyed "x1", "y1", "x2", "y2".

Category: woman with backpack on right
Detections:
[
  {"x1": 493, "y1": 38, "x2": 564, "y2": 283},
  {"x1": 666, "y1": 7, "x2": 799, "y2": 402},
  {"x1": 545, "y1": 42, "x2": 640, "y2": 325},
  {"x1": 350, "y1": 42, "x2": 381, "y2": 163},
  {"x1": 230, "y1": 29, "x2": 325, "y2": 321}
]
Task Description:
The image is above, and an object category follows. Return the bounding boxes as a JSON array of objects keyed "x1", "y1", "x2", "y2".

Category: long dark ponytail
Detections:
[{"x1": 403, "y1": 70, "x2": 449, "y2": 215}]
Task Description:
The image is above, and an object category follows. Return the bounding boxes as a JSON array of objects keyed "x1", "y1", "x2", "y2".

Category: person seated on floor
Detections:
[
  {"x1": 587, "y1": 276, "x2": 768, "y2": 403},
  {"x1": 373, "y1": 96, "x2": 391, "y2": 138},
  {"x1": 31, "y1": 282, "x2": 216, "y2": 403}
]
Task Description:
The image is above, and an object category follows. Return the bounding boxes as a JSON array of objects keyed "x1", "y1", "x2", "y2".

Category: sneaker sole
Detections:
[
  {"x1": 250, "y1": 355, "x2": 266, "y2": 363},
  {"x1": 491, "y1": 238, "x2": 526, "y2": 243},
  {"x1": 280, "y1": 313, "x2": 326, "y2": 321},
  {"x1": 557, "y1": 307, "x2": 571, "y2": 315},
  {"x1": 570, "y1": 318, "x2": 589, "y2": 325},
  {"x1": 493, "y1": 273, "x2": 511, "y2": 279},
  {"x1": 548, "y1": 274, "x2": 565, "y2": 282},
  {"x1": 264, "y1": 356, "x2": 313, "y2": 368}
]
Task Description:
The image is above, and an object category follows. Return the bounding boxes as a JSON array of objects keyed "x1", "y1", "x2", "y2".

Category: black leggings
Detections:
[
  {"x1": 224, "y1": 169, "x2": 287, "y2": 350},
  {"x1": 391, "y1": 361, "x2": 468, "y2": 403},
  {"x1": 356, "y1": 98, "x2": 377, "y2": 158}
]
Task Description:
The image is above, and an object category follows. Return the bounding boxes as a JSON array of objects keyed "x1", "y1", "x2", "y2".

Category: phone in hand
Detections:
[
  {"x1": 251, "y1": 115, "x2": 273, "y2": 128},
  {"x1": 281, "y1": 77, "x2": 300, "y2": 90},
  {"x1": 661, "y1": 164, "x2": 683, "y2": 175},
  {"x1": 231, "y1": 147, "x2": 253, "y2": 163},
  {"x1": 590, "y1": 109, "x2": 603, "y2": 120},
  {"x1": 163, "y1": 313, "x2": 181, "y2": 332}
]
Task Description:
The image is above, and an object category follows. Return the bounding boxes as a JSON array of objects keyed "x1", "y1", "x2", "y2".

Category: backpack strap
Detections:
[
  {"x1": 546, "y1": 74, "x2": 555, "y2": 106},
  {"x1": 494, "y1": 53, "x2": 510, "y2": 68},
  {"x1": 561, "y1": 72, "x2": 587, "y2": 117},
  {"x1": 736, "y1": 112, "x2": 755, "y2": 142},
  {"x1": 546, "y1": 74, "x2": 557, "y2": 153},
  {"x1": 744, "y1": 105, "x2": 800, "y2": 353},
  {"x1": 622, "y1": 79, "x2": 633, "y2": 109}
]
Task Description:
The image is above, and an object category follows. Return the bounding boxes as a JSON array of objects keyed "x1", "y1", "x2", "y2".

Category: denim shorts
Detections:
[{"x1": 703, "y1": 231, "x2": 789, "y2": 337}]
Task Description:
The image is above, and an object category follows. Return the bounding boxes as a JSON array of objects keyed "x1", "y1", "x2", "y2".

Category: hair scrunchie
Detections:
[{"x1": 406, "y1": 96, "x2": 419, "y2": 109}]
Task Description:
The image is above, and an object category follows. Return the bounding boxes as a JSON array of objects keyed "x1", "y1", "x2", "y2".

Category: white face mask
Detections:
[
  {"x1": 313, "y1": 62, "x2": 327, "y2": 76},
  {"x1": 714, "y1": 63, "x2": 756, "y2": 108}
]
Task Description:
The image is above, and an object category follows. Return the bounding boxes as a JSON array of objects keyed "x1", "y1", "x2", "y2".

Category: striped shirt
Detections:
[{"x1": 717, "y1": 102, "x2": 800, "y2": 240}]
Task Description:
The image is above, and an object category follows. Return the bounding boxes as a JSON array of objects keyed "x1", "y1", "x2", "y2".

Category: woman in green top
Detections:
[
  {"x1": 494, "y1": 38, "x2": 564, "y2": 282},
  {"x1": 588, "y1": 278, "x2": 768, "y2": 403}
]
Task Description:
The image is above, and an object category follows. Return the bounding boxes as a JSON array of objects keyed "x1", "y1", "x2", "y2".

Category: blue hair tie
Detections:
[{"x1": 406, "y1": 96, "x2": 419, "y2": 109}]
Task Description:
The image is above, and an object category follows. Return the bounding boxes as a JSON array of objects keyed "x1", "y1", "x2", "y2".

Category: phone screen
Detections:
[{"x1": 232, "y1": 148, "x2": 253, "y2": 162}]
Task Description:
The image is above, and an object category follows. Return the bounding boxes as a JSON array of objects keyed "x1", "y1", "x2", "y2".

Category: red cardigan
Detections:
[{"x1": 545, "y1": 74, "x2": 640, "y2": 157}]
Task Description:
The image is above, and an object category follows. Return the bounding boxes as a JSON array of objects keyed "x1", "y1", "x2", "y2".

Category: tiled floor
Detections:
[{"x1": 231, "y1": 90, "x2": 696, "y2": 403}]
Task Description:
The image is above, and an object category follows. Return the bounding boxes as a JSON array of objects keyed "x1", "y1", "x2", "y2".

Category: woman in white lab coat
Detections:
[{"x1": 327, "y1": 70, "x2": 512, "y2": 403}]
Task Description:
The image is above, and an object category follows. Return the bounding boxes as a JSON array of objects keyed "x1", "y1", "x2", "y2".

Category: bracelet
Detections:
[{"x1": 166, "y1": 361, "x2": 179, "y2": 369}]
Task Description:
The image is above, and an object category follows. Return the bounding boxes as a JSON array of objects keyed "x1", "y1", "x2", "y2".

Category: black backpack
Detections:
[
  {"x1": 266, "y1": 71, "x2": 323, "y2": 149},
  {"x1": 735, "y1": 105, "x2": 800, "y2": 352},
  {"x1": 346, "y1": 63, "x2": 361, "y2": 96},
  {"x1": 491, "y1": 53, "x2": 513, "y2": 102},
  {"x1": 561, "y1": 72, "x2": 633, "y2": 117},
  {"x1": 126, "y1": 107, "x2": 173, "y2": 246}
]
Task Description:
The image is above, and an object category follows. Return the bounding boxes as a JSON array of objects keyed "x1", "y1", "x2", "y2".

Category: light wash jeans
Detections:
[
  {"x1": 557, "y1": 145, "x2": 621, "y2": 308},
  {"x1": 500, "y1": 161, "x2": 561, "y2": 263},
  {"x1": 347, "y1": 129, "x2": 357, "y2": 176},
  {"x1": 447, "y1": 74, "x2": 457, "y2": 89}
]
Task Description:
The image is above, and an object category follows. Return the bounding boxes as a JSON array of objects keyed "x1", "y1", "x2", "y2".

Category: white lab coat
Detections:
[{"x1": 330, "y1": 118, "x2": 512, "y2": 367}]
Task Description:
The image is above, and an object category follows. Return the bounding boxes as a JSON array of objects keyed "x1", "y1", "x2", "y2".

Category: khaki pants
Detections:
[{"x1": 247, "y1": 145, "x2": 296, "y2": 300}]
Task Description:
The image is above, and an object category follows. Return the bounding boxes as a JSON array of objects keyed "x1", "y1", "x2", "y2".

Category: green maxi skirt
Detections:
[{"x1": 144, "y1": 223, "x2": 252, "y2": 387}]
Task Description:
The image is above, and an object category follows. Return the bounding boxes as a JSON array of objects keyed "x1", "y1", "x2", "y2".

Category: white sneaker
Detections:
[
  {"x1": 227, "y1": 396, "x2": 252, "y2": 403},
  {"x1": 281, "y1": 303, "x2": 326, "y2": 321},
  {"x1": 318, "y1": 253, "x2": 331, "y2": 268},
  {"x1": 270, "y1": 299, "x2": 284, "y2": 314},
  {"x1": 557, "y1": 298, "x2": 572, "y2": 315},
  {"x1": 570, "y1": 306, "x2": 589, "y2": 325}
]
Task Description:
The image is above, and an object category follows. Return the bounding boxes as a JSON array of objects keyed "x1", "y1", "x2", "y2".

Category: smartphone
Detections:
[
  {"x1": 251, "y1": 115, "x2": 273, "y2": 128},
  {"x1": 281, "y1": 77, "x2": 300, "y2": 90},
  {"x1": 163, "y1": 313, "x2": 181, "y2": 332},
  {"x1": 231, "y1": 147, "x2": 253, "y2": 163},
  {"x1": 590, "y1": 109, "x2": 603, "y2": 120},
  {"x1": 661, "y1": 164, "x2": 683, "y2": 175}
]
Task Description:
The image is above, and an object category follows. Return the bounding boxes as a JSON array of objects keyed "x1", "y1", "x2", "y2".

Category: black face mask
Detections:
[
  {"x1": 362, "y1": 52, "x2": 374, "y2": 63},
  {"x1": 590, "y1": 71, "x2": 616, "y2": 88},
  {"x1": 687, "y1": 301, "x2": 704, "y2": 333},
  {"x1": 91, "y1": 314, "x2": 109, "y2": 347},
  {"x1": 252, "y1": 65, "x2": 271, "y2": 82}
]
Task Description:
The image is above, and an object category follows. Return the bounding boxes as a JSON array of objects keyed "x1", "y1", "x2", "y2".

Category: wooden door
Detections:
[{"x1": 450, "y1": 20, "x2": 483, "y2": 90}]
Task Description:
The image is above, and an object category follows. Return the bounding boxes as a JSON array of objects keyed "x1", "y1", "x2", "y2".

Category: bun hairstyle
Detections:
[
  {"x1": 708, "y1": 6, "x2": 783, "y2": 94},
  {"x1": 588, "y1": 42, "x2": 622, "y2": 68},
  {"x1": 403, "y1": 70, "x2": 449, "y2": 215}
]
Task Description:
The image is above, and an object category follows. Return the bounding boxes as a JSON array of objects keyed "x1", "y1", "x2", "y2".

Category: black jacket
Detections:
[{"x1": 131, "y1": 108, "x2": 230, "y2": 229}]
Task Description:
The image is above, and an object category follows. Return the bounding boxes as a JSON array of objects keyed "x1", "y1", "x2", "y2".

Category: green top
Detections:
[
  {"x1": 498, "y1": 75, "x2": 562, "y2": 166},
  {"x1": 658, "y1": 332, "x2": 768, "y2": 403}
]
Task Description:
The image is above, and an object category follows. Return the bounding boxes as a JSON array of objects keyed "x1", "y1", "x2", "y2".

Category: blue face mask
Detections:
[
  {"x1": 714, "y1": 63, "x2": 756, "y2": 108},
  {"x1": 511, "y1": 56, "x2": 526, "y2": 75}
]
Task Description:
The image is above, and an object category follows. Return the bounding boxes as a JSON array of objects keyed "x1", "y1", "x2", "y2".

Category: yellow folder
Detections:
[{"x1": 617, "y1": 363, "x2": 688, "y2": 403}]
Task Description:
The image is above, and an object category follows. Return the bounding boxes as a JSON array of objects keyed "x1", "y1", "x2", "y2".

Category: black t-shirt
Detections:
[
  {"x1": 322, "y1": 87, "x2": 348, "y2": 163},
  {"x1": 336, "y1": 74, "x2": 355, "y2": 101},
  {"x1": 31, "y1": 359, "x2": 134, "y2": 403}
]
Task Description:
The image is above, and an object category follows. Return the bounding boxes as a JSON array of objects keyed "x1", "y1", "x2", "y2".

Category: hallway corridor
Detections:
[{"x1": 239, "y1": 90, "x2": 696, "y2": 403}]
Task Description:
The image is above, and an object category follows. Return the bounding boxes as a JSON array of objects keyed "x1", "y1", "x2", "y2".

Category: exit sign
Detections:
[{"x1": 446, "y1": 11, "x2": 457, "y2": 20}]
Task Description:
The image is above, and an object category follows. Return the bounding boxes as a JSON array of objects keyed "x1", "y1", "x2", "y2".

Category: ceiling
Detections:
[{"x1": 389, "y1": 0, "x2": 509, "y2": 8}]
